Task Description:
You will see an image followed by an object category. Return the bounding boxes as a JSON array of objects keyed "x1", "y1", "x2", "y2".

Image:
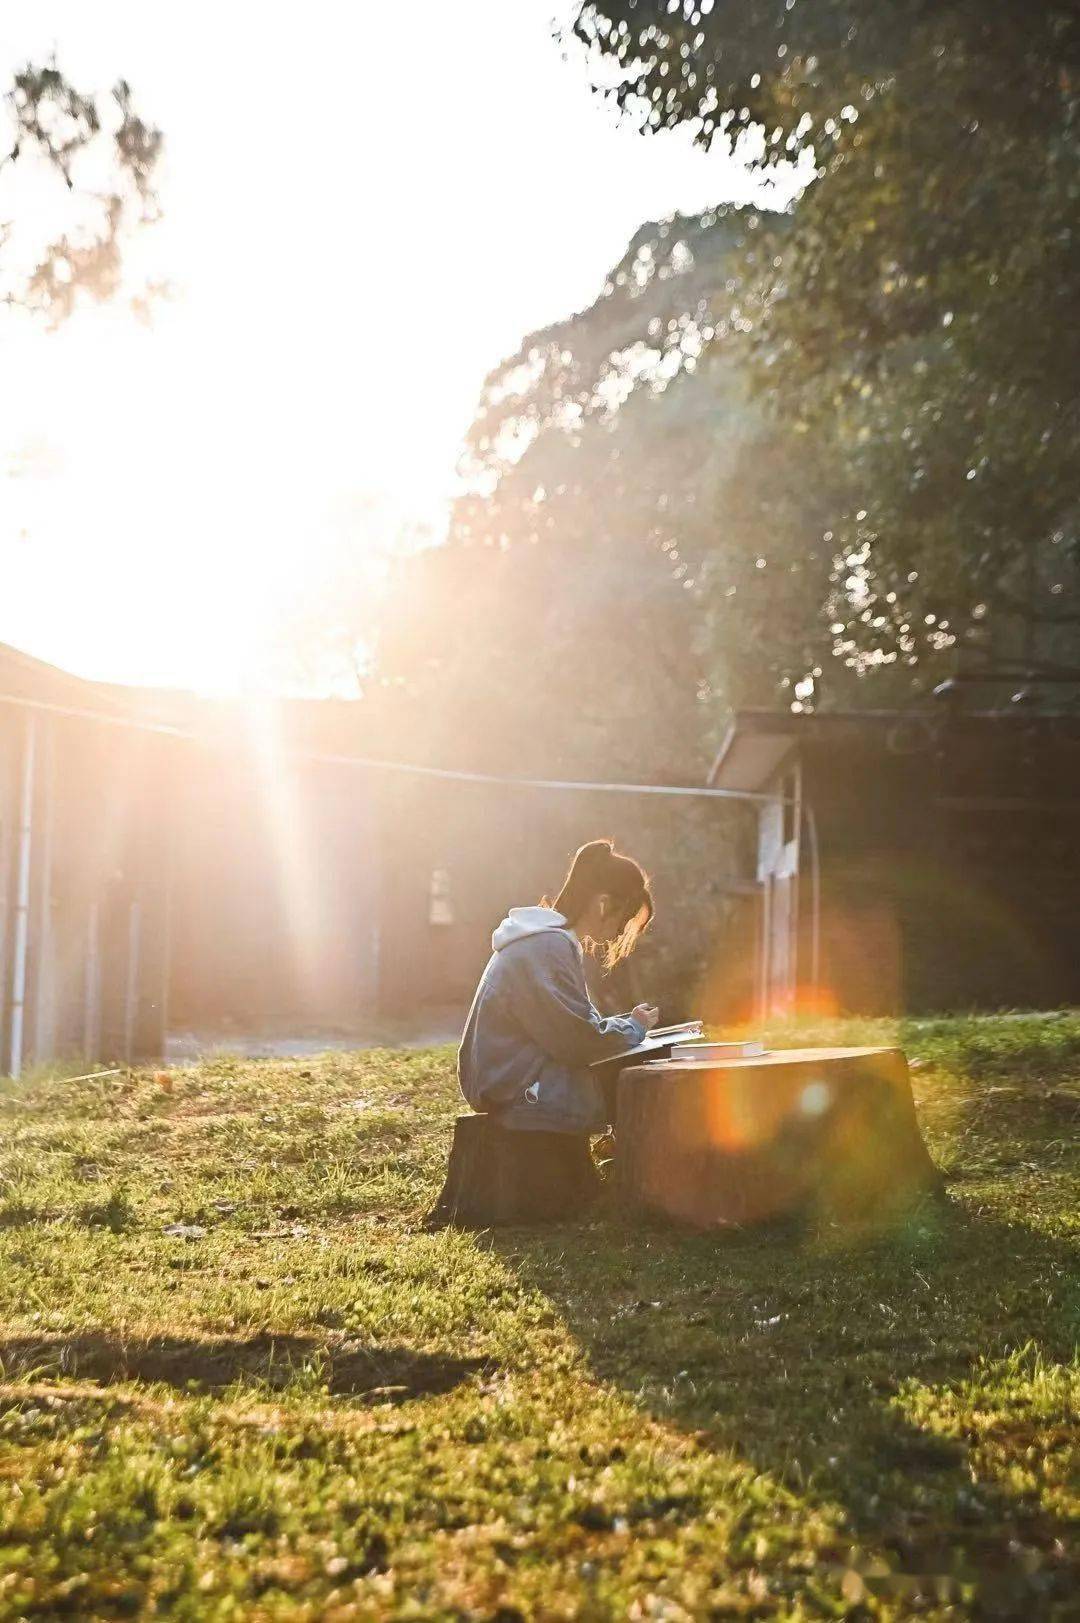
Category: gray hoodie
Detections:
[{"x1": 457, "y1": 906, "x2": 647, "y2": 1133}]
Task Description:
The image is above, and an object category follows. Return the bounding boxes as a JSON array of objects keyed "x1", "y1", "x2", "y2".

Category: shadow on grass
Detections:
[
  {"x1": 0, "y1": 1332, "x2": 487, "y2": 1402},
  {"x1": 494, "y1": 1201, "x2": 1079, "y2": 1612}
]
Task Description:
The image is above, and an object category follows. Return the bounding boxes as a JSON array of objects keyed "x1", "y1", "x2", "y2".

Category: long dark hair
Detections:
[{"x1": 544, "y1": 838, "x2": 653, "y2": 967}]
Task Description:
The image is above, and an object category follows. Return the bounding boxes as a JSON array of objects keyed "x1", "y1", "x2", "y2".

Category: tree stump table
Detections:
[{"x1": 615, "y1": 1046, "x2": 940, "y2": 1227}]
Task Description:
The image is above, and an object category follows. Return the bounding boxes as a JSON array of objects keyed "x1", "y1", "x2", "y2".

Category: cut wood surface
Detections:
[{"x1": 633, "y1": 1044, "x2": 897, "y2": 1069}]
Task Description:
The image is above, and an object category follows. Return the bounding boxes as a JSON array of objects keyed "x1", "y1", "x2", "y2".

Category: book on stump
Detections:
[{"x1": 668, "y1": 1040, "x2": 767, "y2": 1062}]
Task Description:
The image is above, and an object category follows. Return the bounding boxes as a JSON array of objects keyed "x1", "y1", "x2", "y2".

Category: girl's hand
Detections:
[{"x1": 632, "y1": 1003, "x2": 660, "y2": 1031}]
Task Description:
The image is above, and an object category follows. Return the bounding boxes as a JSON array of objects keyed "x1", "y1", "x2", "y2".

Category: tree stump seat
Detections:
[{"x1": 427, "y1": 1113, "x2": 601, "y2": 1228}]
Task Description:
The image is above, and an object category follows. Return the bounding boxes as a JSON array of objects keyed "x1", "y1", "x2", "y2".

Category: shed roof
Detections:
[{"x1": 707, "y1": 711, "x2": 799, "y2": 792}]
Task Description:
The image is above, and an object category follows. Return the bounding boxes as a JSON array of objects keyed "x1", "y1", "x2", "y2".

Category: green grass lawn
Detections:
[{"x1": 0, "y1": 1015, "x2": 1077, "y2": 1620}]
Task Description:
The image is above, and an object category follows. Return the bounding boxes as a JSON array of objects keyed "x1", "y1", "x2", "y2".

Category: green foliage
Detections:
[
  {"x1": 572, "y1": 0, "x2": 1080, "y2": 693},
  {"x1": 0, "y1": 1020, "x2": 1076, "y2": 1616},
  {"x1": 417, "y1": 207, "x2": 852, "y2": 720},
  {"x1": 1, "y1": 61, "x2": 162, "y2": 323}
]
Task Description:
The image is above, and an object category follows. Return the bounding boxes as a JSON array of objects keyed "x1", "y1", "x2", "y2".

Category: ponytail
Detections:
[{"x1": 544, "y1": 838, "x2": 653, "y2": 968}]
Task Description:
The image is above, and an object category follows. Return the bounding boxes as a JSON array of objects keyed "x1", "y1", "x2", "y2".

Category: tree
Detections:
[
  {"x1": 571, "y1": 1, "x2": 1080, "y2": 696},
  {"x1": 376, "y1": 206, "x2": 852, "y2": 744},
  {"x1": 1, "y1": 61, "x2": 162, "y2": 323}
]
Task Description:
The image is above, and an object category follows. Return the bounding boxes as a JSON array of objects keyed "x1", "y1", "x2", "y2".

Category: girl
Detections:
[{"x1": 458, "y1": 839, "x2": 658, "y2": 1134}]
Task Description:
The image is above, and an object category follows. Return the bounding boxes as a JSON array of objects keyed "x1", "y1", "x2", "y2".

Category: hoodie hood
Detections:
[{"x1": 492, "y1": 906, "x2": 576, "y2": 953}]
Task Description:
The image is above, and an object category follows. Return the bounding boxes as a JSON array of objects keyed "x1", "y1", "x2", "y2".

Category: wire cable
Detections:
[{"x1": 0, "y1": 690, "x2": 786, "y2": 803}]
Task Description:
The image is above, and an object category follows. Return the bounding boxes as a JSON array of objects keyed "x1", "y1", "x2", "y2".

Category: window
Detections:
[{"x1": 429, "y1": 868, "x2": 454, "y2": 926}]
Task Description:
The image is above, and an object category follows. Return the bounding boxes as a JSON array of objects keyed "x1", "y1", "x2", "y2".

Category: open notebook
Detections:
[{"x1": 589, "y1": 1020, "x2": 702, "y2": 1073}]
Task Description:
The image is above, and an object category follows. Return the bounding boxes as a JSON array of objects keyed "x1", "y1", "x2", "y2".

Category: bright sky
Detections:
[{"x1": 1, "y1": 1, "x2": 776, "y2": 694}]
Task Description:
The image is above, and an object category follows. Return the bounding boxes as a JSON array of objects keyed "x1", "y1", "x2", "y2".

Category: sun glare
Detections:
[{"x1": 0, "y1": 1, "x2": 779, "y2": 696}]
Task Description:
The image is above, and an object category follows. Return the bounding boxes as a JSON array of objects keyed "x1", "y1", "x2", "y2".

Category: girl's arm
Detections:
[{"x1": 508, "y1": 933, "x2": 646, "y2": 1069}]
